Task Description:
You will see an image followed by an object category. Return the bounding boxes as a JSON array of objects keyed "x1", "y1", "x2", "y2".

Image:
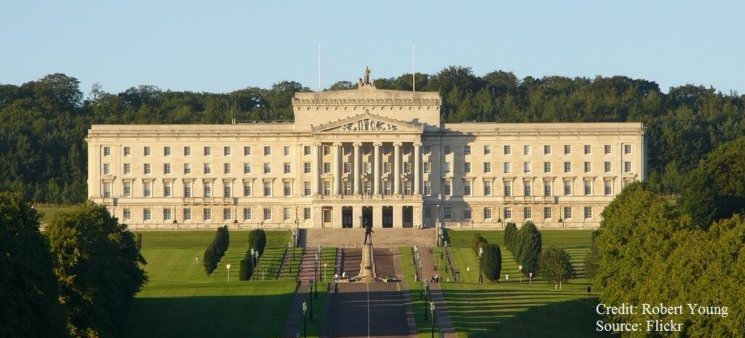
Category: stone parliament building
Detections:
[{"x1": 87, "y1": 70, "x2": 646, "y2": 230}]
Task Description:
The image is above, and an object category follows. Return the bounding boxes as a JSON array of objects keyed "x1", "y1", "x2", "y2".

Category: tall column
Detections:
[
  {"x1": 353, "y1": 142, "x2": 361, "y2": 195},
  {"x1": 414, "y1": 142, "x2": 421, "y2": 195},
  {"x1": 312, "y1": 143, "x2": 321, "y2": 196},
  {"x1": 393, "y1": 142, "x2": 402, "y2": 195},
  {"x1": 332, "y1": 142, "x2": 341, "y2": 196},
  {"x1": 373, "y1": 142, "x2": 381, "y2": 195}
]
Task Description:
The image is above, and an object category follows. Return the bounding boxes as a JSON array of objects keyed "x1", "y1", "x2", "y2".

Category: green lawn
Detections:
[
  {"x1": 125, "y1": 231, "x2": 297, "y2": 338},
  {"x1": 401, "y1": 229, "x2": 609, "y2": 338}
]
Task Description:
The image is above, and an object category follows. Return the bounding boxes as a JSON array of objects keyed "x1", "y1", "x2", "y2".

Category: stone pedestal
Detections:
[{"x1": 357, "y1": 243, "x2": 377, "y2": 282}]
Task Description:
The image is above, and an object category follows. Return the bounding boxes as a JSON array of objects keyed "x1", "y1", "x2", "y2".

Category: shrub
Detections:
[
  {"x1": 247, "y1": 229, "x2": 267, "y2": 257},
  {"x1": 239, "y1": 258, "x2": 253, "y2": 281},
  {"x1": 504, "y1": 222, "x2": 517, "y2": 251},
  {"x1": 539, "y1": 247, "x2": 575, "y2": 289},
  {"x1": 480, "y1": 243, "x2": 502, "y2": 281},
  {"x1": 516, "y1": 221, "x2": 542, "y2": 273},
  {"x1": 203, "y1": 226, "x2": 230, "y2": 275}
]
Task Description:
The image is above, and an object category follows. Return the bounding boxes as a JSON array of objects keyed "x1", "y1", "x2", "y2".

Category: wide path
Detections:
[
  {"x1": 418, "y1": 247, "x2": 457, "y2": 337},
  {"x1": 332, "y1": 282, "x2": 413, "y2": 337}
]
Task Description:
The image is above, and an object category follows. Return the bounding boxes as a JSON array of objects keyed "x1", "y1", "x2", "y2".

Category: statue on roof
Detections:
[{"x1": 358, "y1": 66, "x2": 374, "y2": 88}]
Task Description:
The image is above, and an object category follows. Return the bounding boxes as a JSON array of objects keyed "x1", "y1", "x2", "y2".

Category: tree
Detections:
[
  {"x1": 247, "y1": 229, "x2": 267, "y2": 257},
  {"x1": 203, "y1": 226, "x2": 229, "y2": 275},
  {"x1": 46, "y1": 202, "x2": 147, "y2": 338},
  {"x1": 539, "y1": 247, "x2": 575, "y2": 289},
  {"x1": 503, "y1": 222, "x2": 517, "y2": 251},
  {"x1": 515, "y1": 221, "x2": 542, "y2": 273},
  {"x1": 480, "y1": 244, "x2": 502, "y2": 281},
  {"x1": 0, "y1": 192, "x2": 66, "y2": 338}
]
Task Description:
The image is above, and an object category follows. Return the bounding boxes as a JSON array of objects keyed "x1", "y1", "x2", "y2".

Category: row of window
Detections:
[
  {"x1": 453, "y1": 144, "x2": 633, "y2": 156},
  {"x1": 434, "y1": 205, "x2": 594, "y2": 221},
  {"x1": 107, "y1": 145, "x2": 301, "y2": 158},
  {"x1": 438, "y1": 178, "x2": 619, "y2": 197},
  {"x1": 445, "y1": 161, "x2": 634, "y2": 175},
  {"x1": 124, "y1": 206, "x2": 312, "y2": 223}
]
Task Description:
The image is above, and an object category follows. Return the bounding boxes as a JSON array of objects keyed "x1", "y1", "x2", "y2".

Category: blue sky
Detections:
[{"x1": 2, "y1": 1, "x2": 743, "y2": 95}]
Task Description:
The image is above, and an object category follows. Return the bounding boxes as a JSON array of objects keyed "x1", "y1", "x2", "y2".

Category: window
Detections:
[
  {"x1": 304, "y1": 207, "x2": 311, "y2": 220},
  {"x1": 184, "y1": 146, "x2": 191, "y2": 156},
  {"x1": 223, "y1": 163, "x2": 231, "y2": 174},
  {"x1": 503, "y1": 145, "x2": 511, "y2": 155},
  {"x1": 164, "y1": 146, "x2": 171, "y2": 156},
  {"x1": 183, "y1": 208, "x2": 192, "y2": 221},
  {"x1": 123, "y1": 208, "x2": 131, "y2": 221},
  {"x1": 443, "y1": 182, "x2": 451, "y2": 196},
  {"x1": 364, "y1": 162, "x2": 372, "y2": 174},
  {"x1": 303, "y1": 145, "x2": 311, "y2": 156},
  {"x1": 584, "y1": 161, "x2": 591, "y2": 173},
  {"x1": 284, "y1": 163, "x2": 291, "y2": 174},
  {"x1": 523, "y1": 180, "x2": 532, "y2": 196},
  {"x1": 123, "y1": 146, "x2": 131, "y2": 156},
  {"x1": 244, "y1": 163, "x2": 251, "y2": 174},
  {"x1": 103, "y1": 146, "x2": 111, "y2": 156},
  {"x1": 504, "y1": 207, "x2": 512, "y2": 220},
  {"x1": 284, "y1": 181, "x2": 292, "y2": 196},
  {"x1": 243, "y1": 208, "x2": 252, "y2": 221},
  {"x1": 203, "y1": 163, "x2": 211, "y2": 174},
  {"x1": 544, "y1": 145, "x2": 551, "y2": 155},
  {"x1": 123, "y1": 181, "x2": 132, "y2": 197},
  {"x1": 304, "y1": 162, "x2": 311, "y2": 173},
  {"x1": 484, "y1": 145, "x2": 491, "y2": 155},
  {"x1": 424, "y1": 181, "x2": 432, "y2": 196},
  {"x1": 584, "y1": 144, "x2": 591, "y2": 154},
  {"x1": 204, "y1": 146, "x2": 211, "y2": 156},
  {"x1": 604, "y1": 180, "x2": 613, "y2": 195},
  {"x1": 463, "y1": 180, "x2": 471, "y2": 196},
  {"x1": 224, "y1": 146, "x2": 231, "y2": 156},
  {"x1": 584, "y1": 206, "x2": 593, "y2": 219},
  {"x1": 223, "y1": 183, "x2": 231, "y2": 197},
  {"x1": 584, "y1": 180, "x2": 593, "y2": 196},
  {"x1": 423, "y1": 162, "x2": 431, "y2": 174},
  {"x1": 443, "y1": 207, "x2": 452, "y2": 220},
  {"x1": 284, "y1": 146, "x2": 290, "y2": 156},
  {"x1": 600, "y1": 161, "x2": 609, "y2": 173},
  {"x1": 223, "y1": 208, "x2": 232, "y2": 221},
  {"x1": 144, "y1": 163, "x2": 151, "y2": 175},
  {"x1": 464, "y1": 162, "x2": 471, "y2": 173},
  {"x1": 563, "y1": 179, "x2": 572, "y2": 195},
  {"x1": 323, "y1": 145, "x2": 330, "y2": 155},
  {"x1": 443, "y1": 162, "x2": 450, "y2": 173},
  {"x1": 523, "y1": 207, "x2": 532, "y2": 220},
  {"x1": 503, "y1": 180, "x2": 512, "y2": 196},
  {"x1": 323, "y1": 162, "x2": 331, "y2": 174},
  {"x1": 163, "y1": 208, "x2": 172, "y2": 221},
  {"x1": 164, "y1": 163, "x2": 171, "y2": 174},
  {"x1": 102, "y1": 182, "x2": 111, "y2": 198},
  {"x1": 523, "y1": 162, "x2": 532, "y2": 173},
  {"x1": 164, "y1": 181, "x2": 172, "y2": 197},
  {"x1": 484, "y1": 207, "x2": 492, "y2": 220},
  {"x1": 464, "y1": 209, "x2": 472, "y2": 220},
  {"x1": 483, "y1": 162, "x2": 491, "y2": 173},
  {"x1": 243, "y1": 182, "x2": 252, "y2": 196},
  {"x1": 543, "y1": 162, "x2": 551, "y2": 173},
  {"x1": 624, "y1": 144, "x2": 632, "y2": 154},
  {"x1": 304, "y1": 181, "x2": 311, "y2": 196},
  {"x1": 203, "y1": 208, "x2": 212, "y2": 221},
  {"x1": 284, "y1": 208, "x2": 292, "y2": 221},
  {"x1": 143, "y1": 208, "x2": 152, "y2": 221},
  {"x1": 464, "y1": 145, "x2": 471, "y2": 155},
  {"x1": 564, "y1": 162, "x2": 571, "y2": 173},
  {"x1": 263, "y1": 207, "x2": 272, "y2": 220},
  {"x1": 364, "y1": 181, "x2": 372, "y2": 194},
  {"x1": 423, "y1": 146, "x2": 431, "y2": 155},
  {"x1": 384, "y1": 181, "x2": 393, "y2": 195},
  {"x1": 244, "y1": 146, "x2": 251, "y2": 156},
  {"x1": 503, "y1": 162, "x2": 511, "y2": 174},
  {"x1": 444, "y1": 146, "x2": 451, "y2": 154},
  {"x1": 624, "y1": 161, "x2": 632, "y2": 173},
  {"x1": 404, "y1": 162, "x2": 412, "y2": 174},
  {"x1": 604, "y1": 145, "x2": 611, "y2": 154},
  {"x1": 184, "y1": 163, "x2": 191, "y2": 174},
  {"x1": 323, "y1": 181, "x2": 331, "y2": 196},
  {"x1": 264, "y1": 146, "x2": 271, "y2": 156},
  {"x1": 563, "y1": 145, "x2": 571, "y2": 155},
  {"x1": 263, "y1": 181, "x2": 272, "y2": 197},
  {"x1": 103, "y1": 163, "x2": 110, "y2": 175},
  {"x1": 523, "y1": 144, "x2": 531, "y2": 155},
  {"x1": 343, "y1": 162, "x2": 351, "y2": 174},
  {"x1": 203, "y1": 184, "x2": 212, "y2": 197},
  {"x1": 143, "y1": 182, "x2": 152, "y2": 197},
  {"x1": 564, "y1": 207, "x2": 572, "y2": 220},
  {"x1": 263, "y1": 163, "x2": 271, "y2": 174},
  {"x1": 483, "y1": 180, "x2": 492, "y2": 196},
  {"x1": 184, "y1": 185, "x2": 191, "y2": 198},
  {"x1": 144, "y1": 146, "x2": 151, "y2": 156},
  {"x1": 544, "y1": 180, "x2": 552, "y2": 196},
  {"x1": 123, "y1": 163, "x2": 131, "y2": 175}
]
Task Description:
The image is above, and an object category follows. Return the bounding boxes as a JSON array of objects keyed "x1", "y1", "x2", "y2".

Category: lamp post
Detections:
[
  {"x1": 309, "y1": 282, "x2": 314, "y2": 321},
  {"x1": 314, "y1": 261, "x2": 318, "y2": 285},
  {"x1": 478, "y1": 247, "x2": 483, "y2": 284},
  {"x1": 302, "y1": 301, "x2": 307, "y2": 338},
  {"x1": 430, "y1": 301, "x2": 436, "y2": 338},
  {"x1": 313, "y1": 277, "x2": 318, "y2": 299},
  {"x1": 324, "y1": 263, "x2": 328, "y2": 282},
  {"x1": 287, "y1": 242, "x2": 293, "y2": 273},
  {"x1": 519, "y1": 265, "x2": 523, "y2": 283},
  {"x1": 529, "y1": 272, "x2": 533, "y2": 285},
  {"x1": 226, "y1": 263, "x2": 231, "y2": 282}
]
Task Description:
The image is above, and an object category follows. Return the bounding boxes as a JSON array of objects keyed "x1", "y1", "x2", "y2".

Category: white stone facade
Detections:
[{"x1": 87, "y1": 84, "x2": 645, "y2": 230}]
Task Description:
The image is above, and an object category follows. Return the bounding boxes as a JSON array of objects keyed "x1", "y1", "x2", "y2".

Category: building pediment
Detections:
[{"x1": 312, "y1": 112, "x2": 422, "y2": 133}]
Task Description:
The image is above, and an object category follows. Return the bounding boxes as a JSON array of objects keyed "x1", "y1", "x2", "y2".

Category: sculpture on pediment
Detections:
[
  {"x1": 358, "y1": 66, "x2": 374, "y2": 88},
  {"x1": 340, "y1": 118, "x2": 397, "y2": 132}
]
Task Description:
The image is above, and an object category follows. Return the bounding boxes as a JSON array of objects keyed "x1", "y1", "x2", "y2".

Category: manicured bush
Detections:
[
  {"x1": 516, "y1": 221, "x2": 542, "y2": 273},
  {"x1": 247, "y1": 229, "x2": 267, "y2": 257},
  {"x1": 480, "y1": 243, "x2": 502, "y2": 281},
  {"x1": 504, "y1": 222, "x2": 517, "y2": 251},
  {"x1": 471, "y1": 232, "x2": 488, "y2": 255},
  {"x1": 203, "y1": 226, "x2": 230, "y2": 275},
  {"x1": 239, "y1": 258, "x2": 253, "y2": 281}
]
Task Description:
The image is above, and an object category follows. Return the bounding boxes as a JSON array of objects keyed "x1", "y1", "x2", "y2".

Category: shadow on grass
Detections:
[{"x1": 124, "y1": 294, "x2": 294, "y2": 338}]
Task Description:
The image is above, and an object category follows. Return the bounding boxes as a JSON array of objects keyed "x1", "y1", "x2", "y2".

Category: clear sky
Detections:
[{"x1": 2, "y1": 1, "x2": 743, "y2": 95}]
